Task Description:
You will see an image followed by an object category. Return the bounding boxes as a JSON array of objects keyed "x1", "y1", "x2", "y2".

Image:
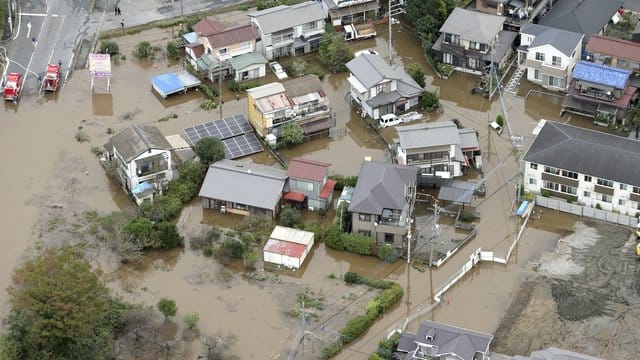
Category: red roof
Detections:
[
  {"x1": 587, "y1": 35, "x2": 640, "y2": 63},
  {"x1": 284, "y1": 191, "x2": 306, "y2": 202},
  {"x1": 206, "y1": 23, "x2": 257, "y2": 49},
  {"x1": 287, "y1": 158, "x2": 330, "y2": 182},
  {"x1": 192, "y1": 18, "x2": 225, "y2": 35},
  {"x1": 319, "y1": 179, "x2": 337, "y2": 199},
  {"x1": 186, "y1": 43, "x2": 204, "y2": 59},
  {"x1": 263, "y1": 239, "x2": 307, "y2": 258}
]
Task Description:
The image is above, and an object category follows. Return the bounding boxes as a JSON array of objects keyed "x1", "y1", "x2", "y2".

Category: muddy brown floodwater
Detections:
[{"x1": 1, "y1": 11, "x2": 636, "y2": 360}]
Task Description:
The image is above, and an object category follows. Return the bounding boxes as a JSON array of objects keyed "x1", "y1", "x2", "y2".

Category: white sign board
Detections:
[{"x1": 89, "y1": 53, "x2": 111, "y2": 77}]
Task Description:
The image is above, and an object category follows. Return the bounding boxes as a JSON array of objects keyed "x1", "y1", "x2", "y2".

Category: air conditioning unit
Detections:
[{"x1": 220, "y1": 205, "x2": 226, "y2": 213}]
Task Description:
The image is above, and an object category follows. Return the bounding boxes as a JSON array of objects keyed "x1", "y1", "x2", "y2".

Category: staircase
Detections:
[{"x1": 504, "y1": 67, "x2": 526, "y2": 94}]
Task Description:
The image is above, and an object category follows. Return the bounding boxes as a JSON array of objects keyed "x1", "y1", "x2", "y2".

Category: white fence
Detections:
[{"x1": 535, "y1": 195, "x2": 639, "y2": 228}]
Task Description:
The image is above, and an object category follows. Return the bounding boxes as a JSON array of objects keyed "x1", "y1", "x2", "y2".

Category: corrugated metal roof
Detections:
[
  {"x1": 247, "y1": 82, "x2": 287, "y2": 99},
  {"x1": 270, "y1": 225, "x2": 314, "y2": 246},
  {"x1": 249, "y1": 1, "x2": 325, "y2": 35},
  {"x1": 439, "y1": 8, "x2": 505, "y2": 44},
  {"x1": 263, "y1": 238, "x2": 307, "y2": 258},
  {"x1": 256, "y1": 92, "x2": 292, "y2": 112},
  {"x1": 587, "y1": 35, "x2": 640, "y2": 63},
  {"x1": 287, "y1": 157, "x2": 330, "y2": 181},
  {"x1": 397, "y1": 121, "x2": 461, "y2": 150}
]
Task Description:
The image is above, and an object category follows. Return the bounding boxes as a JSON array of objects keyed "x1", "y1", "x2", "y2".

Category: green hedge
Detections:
[{"x1": 330, "y1": 174, "x2": 358, "y2": 191}]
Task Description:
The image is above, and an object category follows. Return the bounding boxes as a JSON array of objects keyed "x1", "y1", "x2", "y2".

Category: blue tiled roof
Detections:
[{"x1": 572, "y1": 61, "x2": 631, "y2": 89}]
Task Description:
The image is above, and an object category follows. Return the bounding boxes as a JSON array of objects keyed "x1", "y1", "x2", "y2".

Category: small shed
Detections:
[
  {"x1": 151, "y1": 71, "x2": 201, "y2": 98},
  {"x1": 263, "y1": 226, "x2": 314, "y2": 269}
]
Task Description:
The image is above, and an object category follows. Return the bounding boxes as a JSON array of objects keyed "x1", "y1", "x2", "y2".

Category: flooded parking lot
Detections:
[{"x1": 2, "y1": 11, "x2": 638, "y2": 359}]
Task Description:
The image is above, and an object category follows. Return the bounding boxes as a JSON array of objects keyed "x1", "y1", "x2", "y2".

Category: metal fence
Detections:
[{"x1": 535, "y1": 195, "x2": 639, "y2": 228}]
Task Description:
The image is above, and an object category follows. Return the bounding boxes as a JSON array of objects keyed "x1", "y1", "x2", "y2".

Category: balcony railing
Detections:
[{"x1": 271, "y1": 32, "x2": 294, "y2": 45}]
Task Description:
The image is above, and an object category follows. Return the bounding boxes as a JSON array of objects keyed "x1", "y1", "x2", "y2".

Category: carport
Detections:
[{"x1": 437, "y1": 180, "x2": 477, "y2": 208}]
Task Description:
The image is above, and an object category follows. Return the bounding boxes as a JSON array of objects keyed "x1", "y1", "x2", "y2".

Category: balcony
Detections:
[
  {"x1": 271, "y1": 32, "x2": 294, "y2": 46},
  {"x1": 406, "y1": 157, "x2": 449, "y2": 166},
  {"x1": 525, "y1": 58, "x2": 567, "y2": 77},
  {"x1": 135, "y1": 155, "x2": 169, "y2": 178}
]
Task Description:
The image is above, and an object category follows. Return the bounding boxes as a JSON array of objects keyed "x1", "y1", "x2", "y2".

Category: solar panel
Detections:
[
  {"x1": 222, "y1": 133, "x2": 264, "y2": 159},
  {"x1": 183, "y1": 114, "x2": 254, "y2": 145}
]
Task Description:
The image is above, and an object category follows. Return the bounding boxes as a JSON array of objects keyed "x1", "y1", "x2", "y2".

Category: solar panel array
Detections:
[{"x1": 183, "y1": 114, "x2": 263, "y2": 160}]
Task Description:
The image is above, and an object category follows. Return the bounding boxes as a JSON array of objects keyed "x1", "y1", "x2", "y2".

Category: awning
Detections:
[
  {"x1": 300, "y1": 117, "x2": 333, "y2": 135},
  {"x1": 320, "y1": 179, "x2": 337, "y2": 199},
  {"x1": 284, "y1": 191, "x2": 306, "y2": 202}
]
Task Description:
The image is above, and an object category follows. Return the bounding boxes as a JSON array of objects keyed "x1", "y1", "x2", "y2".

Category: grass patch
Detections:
[
  {"x1": 158, "y1": 113, "x2": 178, "y2": 122},
  {"x1": 91, "y1": 146, "x2": 104, "y2": 157},
  {"x1": 75, "y1": 130, "x2": 90, "y2": 143}
]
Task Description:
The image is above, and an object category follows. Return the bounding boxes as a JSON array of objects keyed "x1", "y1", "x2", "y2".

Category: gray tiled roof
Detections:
[
  {"x1": 199, "y1": 159, "x2": 288, "y2": 210},
  {"x1": 523, "y1": 121, "x2": 640, "y2": 187},
  {"x1": 397, "y1": 121, "x2": 461, "y2": 149},
  {"x1": 439, "y1": 8, "x2": 505, "y2": 44},
  {"x1": 249, "y1": 1, "x2": 325, "y2": 35},
  {"x1": 458, "y1": 128, "x2": 480, "y2": 150},
  {"x1": 346, "y1": 53, "x2": 400, "y2": 89},
  {"x1": 539, "y1": 0, "x2": 622, "y2": 39},
  {"x1": 105, "y1": 125, "x2": 171, "y2": 162},
  {"x1": 412, "y1": 320, "x2": 493, "y2": 360},
  {"x1": 521, "y1": 24, "x2": 584, "y2": 57},
  {"x1": 348, "y1": 162, "x2": 418, "y2": 215}
]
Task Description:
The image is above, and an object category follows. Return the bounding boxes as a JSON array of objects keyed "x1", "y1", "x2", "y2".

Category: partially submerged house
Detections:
[
  {"x1": 263, "y1": 225, "x2": 315, "y2": 269},
  {"x1": 395, "y1": 121, "x2": 480, "y2": 181},
  {"x1": 348, "y1": 161, "x2": 417, "y2": 249},
  {"x1": 524, "y1": 120, "x2": 640, "y2": 214},
  {"x1": 249, "y1": 1, "x2": 326, "y2": 60},
  {"x1": 586, "y1": 35, "x2": 640, "y2": 72},
  {"x1": 432, "y1": 8, "x2": 518, "y2": 74},
  {"x1": 346, "y1": 53, "x2": 422, "y2": 120},
  {"x1": 199, "y1": 159, "x2": 288, "y2": 219},
  {"x1": 518, "y1": 24, "x2": 583, "y2": 91},
  {"x1": 561, "y1": 61, "x2": 638, "y2": 120},
  {"x1": 397, "y1": 320, "x2": 493, "y2": 360},
  {"x1": 538, "y1": 0, "x2": 623, "y2": 42},
  {"x1": 321, "y1": 0, "x2": 380, "y2": 26},
  {"x1": 284, "y1": 157, "x2": 336, "y2": 211},
  {"x1": 103, "y1": 125, "x2": 174, "y2": 205}
]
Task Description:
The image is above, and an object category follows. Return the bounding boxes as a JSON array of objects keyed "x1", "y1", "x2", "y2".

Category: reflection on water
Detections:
[{"x1": 92, "y1": 94, "x2": 113, "y2": 116}]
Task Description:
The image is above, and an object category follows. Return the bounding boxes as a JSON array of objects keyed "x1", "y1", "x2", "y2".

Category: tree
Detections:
[
  {"x1": 279, "y1": 205, "x2": 301, "y2": 227},
  {"x1": 405, "y1": 63, "x2": 426, "y2": 88},
  {"x1": 157, "y1": 298, "x2": 178, "y2": 320},
  {"x1": 496, "y1": 114, "x2": 505, "y2": 127},
  {"x1": 183, "y1": 313, "x2": 200, "y2": 330},
  {"x1": 99, "y1": 40, "x2": 119, "y2": 55},
  {"x1": 195, "y1": 137, "x2": 226, "y2": 166},
  {"x1": 420, "y1": 90, "x2": 439, "y2": 111},
  {"x1": 133, "y1": 41, "x2": 157, "y2": 59},
  {"x1": 318, "y1": 30, "x2": 354, "y2": 73},
  {"x1": 279, "y1": 122, "x2": 305, "y2": 146},
  {"x1": 337, "y1": 202, "x2": 351, "y2": 232},
  {"x1": 150, "y1": 222, "x2": 184, "y2": 249},
  {"x1": 377, "y1": 244, "x2": 399, "y2": 263},
  {"x1": 1, "y1": 247, "x2": 116, "y2": 359}
]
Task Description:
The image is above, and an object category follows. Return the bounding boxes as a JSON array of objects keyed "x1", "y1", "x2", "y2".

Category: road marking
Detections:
[
  {"x1": 48, "y1": 15, "x2": 65, "y2": 63},
  {"x1": 26, "y1": 22, "x2": 31, "y2": 39},
  {"x1": 18, "y1": 13, "x2": 48, "y2": 17}
]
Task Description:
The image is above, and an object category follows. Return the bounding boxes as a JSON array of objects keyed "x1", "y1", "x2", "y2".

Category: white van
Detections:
[{"x1": 379, "y1": 114, "x2": 402, "y2": 128}]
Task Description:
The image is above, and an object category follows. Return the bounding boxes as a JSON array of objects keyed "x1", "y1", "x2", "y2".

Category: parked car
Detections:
[
  {"x1": 355, "y1": 49, "x2": 380, "y2": 57},
  {"x1": 269, "y1": 62, "x2": 288, "y2": 80},
  {"x1": 379, "y1": 114, "x2": 402, "y2": 128}
]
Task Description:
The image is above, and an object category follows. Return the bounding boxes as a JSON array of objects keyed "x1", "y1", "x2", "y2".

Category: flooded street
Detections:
[{"x1": 0, "y1": 13, "x2": 627, "y2": 360}]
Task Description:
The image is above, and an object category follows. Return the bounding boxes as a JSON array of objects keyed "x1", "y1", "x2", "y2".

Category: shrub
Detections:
[
  {"x1": 167, "y1": 179, "x2": 197, "y2": 203},
  {"x1": 75, "y1": 130, "x2": 90, "y2": 142},
  {"x1": 133, "y1": 41, "x2": 157, "y2": 59},
  {"x1": 319, "y1": 339, "x2": 344, "y2": 360},
  {"x1": 372, "y1": 333, "x2": 400, "y2": 359},
  {"x1": 219, "y1": 239, "x2": 245, "y2": 259},
  {"x1": 279, "y1": 122, "x2": 305, "y2": 147},
  {"x1": 496, "y1": 114, "x2": 505, "y2": 127},
  {"x1": 341, "y1": 314, "x2": 374, "y2": 343},
  {"x1": 541, "y1": 189, "x2": 550, "y2": 197},
  {"x1": 405, "y1": 63, "x2": 426, "y2": 88},
  {"x1": 225, "y1": 230, "x2": 236, "y2": 238},
  {"x1": 200, "y1": 99, "x2": 218, "y2": 110},
  {"x1": 183, "y1": 313, "x2": 200, "y2": 329},
  {"x1": 240, "y1": 232, "x2": 257, "y2": 245},
  {"x1": 324, "y1": 223, "x2": 345, "y2": 250},
  {"x1": 377, "y1": 245, "x2": 399, "y2": 263},
  {"x1": 91, "y1": 146, "x2": 104, "y2": 157},
  {"x1": 99, "y1": 41, "x2": 119, "y2": 55},
  {"x1": 157, "y1": 297, "x2": 177, "y2": 320},
  {"x1": 336, "y1": 202, "x2": 351, "y2": 232},
  {"x1": 420, "y1": 90, "x2": 439, "y2": 111},
  {"x1": 243, "y1": 248, "x2": 260, "y2": 270},
  {"x1": 344, "y1": 271, "x2": 363, "y2": 284},
  {"x1": 166, "y1": 41, "x2": 181, "y2": 61},
  {"x1": 330, "y1": 174, "x2": 358, "y2": 190},
  {"x1": 200, "y1": 84, "x2": 219, "y2": 99},
  {"x1": 566, "y1": 195, "x2": 577, "y2": 203},
  {"x1": 342, "y1": 233, "x2": 374, "y2": 255},
  {"x1": 158, "y1": 113, "x2": 178, "y2": 122},
  {"x1": 279, "y1": 205, "x2": 301, "y2": 227},
  {"x1": 150, "y1": 222, "x2": 184, "y2": 249},
  {"x1": 203, "y1": 244, "x2": 215, "y2": 257},
  {"x1": 195, "y1": 137, "x2": 225, "y2": 166},
  {"x1": 595, "y1": 203, "x2": 602, "y2": 210},
  {"x1": 318, "y1": 30, "x2": 354, "y2": 73},
  {"x1": 327, "y1": 272, "x2": 336, "y2": 279}
]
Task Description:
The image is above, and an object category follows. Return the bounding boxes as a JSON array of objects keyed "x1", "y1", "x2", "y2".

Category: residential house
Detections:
[
  {"x1": 561, "y1": 61, "x2": 638, "y2": 120},
  {"x1": 348, "y1": 161, "x2": 418, "y2": 249},
  {"x1": 523, "y1": 120, "x2": 640, "y2": 215},
  {"x1": 184, "y1": 18, "x2": 264, "y2": 81},
  {"x1": 518, "y1": 24, "x2": 583, "y2": 91},
  {"x1": 395, "y1": 121, "x2": 480, "y2": 181},
  {"x1": 228, "y1": 52, "x2": 268, "y2": 82},
  {"x1": 432, "y1": 8, "x2": 518, "y2": 74},
  {"x1": 249, "y1": 1, "x2": 325, "y2": 60},
  {"x1": 586, "y1": 35, "x2": 640, "y2": 72},
  {"x1": 538, "y1": 0, "x2": 623, "y2": 42},
  {"x1": 284, "y1": 158, "x2": 337, "y2": 211},
  {"x1": 199, "y1": 159, "x2": 288, "y2": 219},
  {"x1": 321, "y1": 0, "x2": 380, "y2": 26},
  {"x1": 474, "y1": 0, "x2": 552, "y2": 30},
  {"x1": 246, "y1": 75, "x2": 333, "y2": 138},
  {"x1": 346, "y1": 53, "x2": 422, "y2": 120},
  {"x1": 396, "y1": 320, "x2": 493, "y2": 360},
  {"x1": 103, "y1": 125, "x2": 174, "y2": 205}
]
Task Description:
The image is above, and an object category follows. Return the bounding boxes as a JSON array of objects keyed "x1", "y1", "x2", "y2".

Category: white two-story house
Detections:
[
  {"x1": 103, "y1": 125, "x2": 174, "y2": 205},
  {"x1": 518, "y1": 23, "x2": 583, "y2": 91},
  {"x1": 346, "y1": 53, "x2": 422, "y2": 120},
  {"x1": 524, "y1": 120, "x2": 640, "y2": 215},
  {"x1": 249, "y1": 1, "x2": 326, "y2": 61}
]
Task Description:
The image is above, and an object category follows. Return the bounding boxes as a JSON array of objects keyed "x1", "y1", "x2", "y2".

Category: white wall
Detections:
[{"x1": 127, "y1": 149, "x2": 173, "y2": 190}]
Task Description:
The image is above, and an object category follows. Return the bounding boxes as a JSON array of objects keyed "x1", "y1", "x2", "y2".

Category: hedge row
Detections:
[
  {"x1": 329, "y1": 174, "x2": 358, "y2": 191},
  {"x1": 319, "y1": 273, "x2": 404, "y2": 359},
  {"x1": 325, "y1": 224, "x2": 374, "y2": 255}
]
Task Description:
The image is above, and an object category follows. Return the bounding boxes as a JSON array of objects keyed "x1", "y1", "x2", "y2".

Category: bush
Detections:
[
  {"x1": 91, "y1": 146, "x2": 104, "y2": 157},
  {"x1": 228, "y1": 79, "x2": 260, "y2": 92},
  {"x1": 279, "y1": 205, "x2": 301, "y2": 227},
  {"x1": 99, "y1": 41, "x2": 119, "y2": 55},
  {"x1": 150, "y1": 222, "x2": 184, "y2": 249},
  {"x1": 285, "y1": 58, "x2": 326, "y2": 79},
  {"x1": 200, "y1": 99, "x2": 218, "y2": 110},
  {"x1": 200, "y1": 84, "x2": 219, "y2": 99},
  {"x1": 203, "y1": 244, "x2": 215, "y2": 257},
  {"x1": 420, "y1": 90, "x2": 439, "y2": 111},
  {"x1": 319, "y1": 339, "x2": 344, "y2": 360},
  {"x1": 133, "y1": 41, "x2": 157, "y2": 59},
  {"x1": 344, "y1": 271, "x2": 363, "y2": 284},
  {"x1": 595, "y1": 203, "x2": 602, "y2": 210},
  {"x1": 377, "y1": 245, "x2": 399, "y2": 263},
  {"x1": 166, "y1": 41, "x2": 181, "y2": 61},
  {"x1": 183, "y1": 313, "x2": 200, "y2": 329},
  {"x1": 496, "y1": 114, "x2": 505, "y2": 127},
  {"x1": 341, "y1": 314, "x2": 374, "y2": 343},
  {"x1": 225, "y1": 230, "x2": 236, "y2": 238},
  {"x1": 336, "y1": 202, "x2": 351, "y2": 232},
  {"x1": 157, "y1": 297, "x2": 177, "y2": 320},
  {"x1": 342, "y1": 233, "x2": 374, "y2": 255},
  {"x1": 318, "y1": 30, "x2": 354, "y2": 73},
  {"x1": 195, "y1": 137, "x2": 226, "y2": 166},
  {"x1": 405, "y1": 63, "x2": 426, "y2": 88},
  {"x1": 240, "y1": 232, "x2": 257, "y2": 245},
  {"x1": 541, "y1": 189, "x2": 550, "y2": 197},
  {"x1": 218, "y1": 239, "x2": 245, "y2": 259},
  {"x1": 167, "y1": 179, "x2": 197, "y2": 203},
  {"x1": 330, "y1": 174, "x2": 358, "y2": 190},
  {"x1": 372, "y1": 333, "x2": 400, "y2": 359},
  {"x1": 566, "y1": 195, "x2": 577, "y2": 203},
  {"x1": 324, "y1": 223, "x2": 345, "y2": 250},
  {"x1": 243, "y1": 248, "x2": 260, "y2": 270},
  {"x1": 279, "y1": 122, "x2": 305, "y2": 147}
]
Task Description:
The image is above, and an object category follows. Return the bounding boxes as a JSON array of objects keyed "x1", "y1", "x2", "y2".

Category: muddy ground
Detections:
[{"x1": 492, "y1": 220, "x2": 640, "y2": 359}]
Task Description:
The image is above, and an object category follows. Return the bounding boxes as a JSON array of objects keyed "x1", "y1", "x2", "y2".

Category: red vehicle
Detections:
[
  {"x1": 3, "y1": 72, "x2": 22, "y2": 101},
  {"x1": 43, "y1": 64, "x2": 61, "y2": 92}
]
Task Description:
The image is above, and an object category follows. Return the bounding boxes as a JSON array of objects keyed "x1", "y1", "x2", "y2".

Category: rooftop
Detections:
[
  {"x1": 206, "y1": 22, "x2": 257, "y2": 49},
  {"x1": 349, "y1": 161, "x2": 417, "y2": 215},
  {"x1": 572, "y1": 61, "x2": 632, "y2": 89},
  {"x1": 520, "y1": 24, "x2": 584, "y2": 57},
  {"x1": 287, "y1": 157, "x2": 330, "y2": 182},
  {"x1": 587, "y1": 35, "x2": 640, "y2": 63},
  {"x1": 228, "y1": 52, "x2": 267, "y2": 70},
  {"x1": 283, "y1": 74, "x2": 324, "y2": 99},
  {"x1": 538, "y1": 0, "x2": 622, "y2": 39},
  {"x1": 270, "y1": 225, "x2": 314, "y2": 246},
  {"x1": 439, "y1": 8, "x2": 505, "y2": 44},
  {"x1": 411, "y1": 320, "x2": 493, "y2": 360},
  {"x1": 346, "y1": 53, "x2": 422, "y2": 96},
  {"x1": 249, "y1": 1, "x2": 325, "y2": 35},
  {"x1": 396, "y1": 121, "x2": 462, "y2": 149},
  {"x1": 105, "y1": 125, "x2": 171, "y2": 162}
]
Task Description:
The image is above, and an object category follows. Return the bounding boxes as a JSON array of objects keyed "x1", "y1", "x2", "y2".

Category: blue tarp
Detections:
[
  {"x1": 132, "y1": 181, "x2": 153, "y2": 194},
  {"x1": 516, "y1": 201, "x2": 529, "y2": 216},
  {"x1": 572, "y1": 61, "x2": 631, "y2": 89},
  {"x1": 151, "y1": 73, "x2": 185, "y2": 98}
]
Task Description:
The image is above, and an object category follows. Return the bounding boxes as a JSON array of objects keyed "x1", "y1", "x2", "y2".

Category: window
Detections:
[
  {"x1": 548, "y1": 76, "x2": 559, "y2": 87},
  {"x1": 384, "y1": 233, "x2": 394, "y2": 244},
  {"x1": 633, "y1": 186, "x2": 640, "y2": 194},
  {"x1": 218, "y1": 48, "x2": 228, "y2": 55},
  {"x1": 529, "y1": 178, "x2": 537, "y2": 185},
  {"x1": 443, "y1": 53, "x2": 453, "y2": 64},
  {"x1": 233, "y1": 203, "x2": 247, "y2": 210},
  {"x1": 358, "y1": 230, "x2": 371, "y2": 237},
  {"x1": 561, "y1": 170, "x2": 578, "y2": 179},
  {"x1": 534, "y1": 69, "x2": 541, "y2": 80},
  {"x1": 468, "y1": 57, "x2": 479, "y2": 69},
  {"x1": 619, "y1": 199, "x2": 626, "y2": 206},
  {"x1": 359, "y1": 214, "x2": 371, "y2": 221},
  {"x1": 375, "y1": 84, "x2": 385, "y2": 94},
  {"x1": 620, "y1": 184, "x2": 628, "y2": 190},
  {"x1": 469, "y1": 41, "x2": 481, "y2": 50},
  {"x1": 302, "y1": 21, "x2": 316, "y2": 31},
  {"x1": 530, "y1": 163, "x2": 538, "y2": 170},
  {"x1": 444, "y1": 33, "x2": 459, "y2": 46},
  {"x1": 296, "y1": 180, "x2": 314, "y2": 192},
  {"x1": 544, "y1": 166, "x2": 560, "y2": 175},
  {"x1": 583, "y1": 191, "x2": 590, "y2": 197},
  {"x1": 543, "y1": 181, "x2": 576, "y2": 195},
  {"x1": 535, "y1": 52, "x2": 545, "y2": 61},
  {"x1": 599, "y1": 194, "x2": 612, "y2": 203},
  {"x1": 584, "y1": 175, "x2": 592, "y2": 182},
  {"x1": 597, "y1": 178, "x2": 613, "y2": 187},
  {"x1": 551, "y1": 56, "x2": 561, "y2": 67}
]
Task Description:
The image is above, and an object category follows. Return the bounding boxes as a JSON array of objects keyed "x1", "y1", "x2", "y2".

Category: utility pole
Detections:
[
  {"x1": 387, "y1": 0, "x2": 404, "y2": 64},
  {"x1": 429, "y1": 199, "x2": 441, "y2": 304},
  {"x1": 218, "y1": 65, "x2": 223, "y2": 118}
]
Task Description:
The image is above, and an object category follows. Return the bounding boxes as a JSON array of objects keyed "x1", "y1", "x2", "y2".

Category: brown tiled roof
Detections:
[
  {"x1": 192, "y1": 18, "x2": 225, "y2": 35},
  {"x1": 206, "y1": 23, "x2": 257, "y2": 48},
  {"x1": 186, "y1": 43, "x2": 204, "y2": 58},
  {"x1": 287, "y1": 158, "x2": 330, "y2": 182},
  {"x1": 283, "y1": 74, "x2": 324, "y2": 98},
  {"x1": 587, "y1": 35, "x2": 640, "y2": 63}
]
